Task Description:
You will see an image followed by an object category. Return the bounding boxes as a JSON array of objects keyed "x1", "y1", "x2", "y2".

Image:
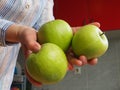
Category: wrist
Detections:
[{"x1": 5, "y1": 24, "x2": 20, "y2": 43}]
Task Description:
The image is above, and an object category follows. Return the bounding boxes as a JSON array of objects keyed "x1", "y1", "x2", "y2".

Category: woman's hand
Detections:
[
  {"x1": 6, "y1": 24, "x2": 42, "y2": 86},
  {"x1": 67, "y1": 48, "x2": 98, "y2": 70},
  {"x1": 16, "y1": 25, "x2": 42, "y2": 86},
  {"x1": 17, "y1": 25, "x2": 43, "y2": 87},
  {"x1": 67, "y1": 22, "x2": 100, "y2": 70},
  {"x1": 6, "y1": 24, "x2": 41, "y2": 57}
]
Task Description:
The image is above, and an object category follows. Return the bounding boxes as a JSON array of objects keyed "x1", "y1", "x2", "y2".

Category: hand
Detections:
[
  {"x1": 6, "y1": 24, "x2": 42, "y2": 86},
  {"x1": 19, "y1": 27, "x2": 42, "y2": 87},
  {"x1": 16, "y1": 25, "x2": 42, "y2": 86},
  {"x1": 7, "y1": 24, "x2": 42, "y2": 86},
  {"x1": 67, "y1": 22, "x2": 100, "y2": 70},
  {"x1": 16, "y1": 25, "x2": 41, "y2": 57},
  {"x1": 6, "y1": 24, "x2": 41, "y2": 57},
  {"x1": 72, "y1": 22, "x2": 100, "y2": 34}
]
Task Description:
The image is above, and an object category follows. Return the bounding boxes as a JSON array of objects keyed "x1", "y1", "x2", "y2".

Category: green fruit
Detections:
[
  {"x1": 37, "y1": 19, "x2": 73, "y2": 52},
  {"x1": 26, "y1": 43, "x2": 68, "y2": 84},
  {"x1": 72, "y1": 24, "x2": 109, "y2": 59}
]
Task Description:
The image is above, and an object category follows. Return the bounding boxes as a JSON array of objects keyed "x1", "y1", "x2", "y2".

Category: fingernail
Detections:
[
  {"x1": 34, "y1": 44, "x2": 41, "y2": 53},
  {"x1": 77, "y1": 61, "x2": 83, "y2": 66}
]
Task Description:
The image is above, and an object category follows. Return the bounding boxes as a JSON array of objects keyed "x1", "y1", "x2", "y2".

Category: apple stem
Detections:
[{"x1": 100, "y1": 32, "x2": 105, "y2": 36}]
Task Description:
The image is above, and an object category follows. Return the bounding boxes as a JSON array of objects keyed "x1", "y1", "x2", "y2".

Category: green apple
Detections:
[
  {"x1": 72, "y1": 24, "x2": 109, "y2": 59},
  {"x1": 26, "y1": 43, "x2": 68, "y2": 84},
  {"x1": 37, "y1": 19, "x2": 73, "y2": 52}
]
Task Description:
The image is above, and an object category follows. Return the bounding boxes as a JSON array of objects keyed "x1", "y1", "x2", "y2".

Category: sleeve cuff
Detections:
[{"x1": 0, "y1": 20, "x2": 14, "y2": 46}]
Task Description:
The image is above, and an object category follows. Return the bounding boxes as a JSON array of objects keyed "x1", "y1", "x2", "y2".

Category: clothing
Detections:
[{"x1": 0, "y1": 0, "x2": 54, "y2": 89}]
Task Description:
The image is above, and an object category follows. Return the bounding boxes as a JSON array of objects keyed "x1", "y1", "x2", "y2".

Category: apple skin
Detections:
[
  {"x1": 72, "y1": 24, "x2": 109, "y2": 60},
  {"x1": 26, "y1": 43, "x2": 68, "y2": 85},
  {"x1": 37, "y1": 19, "x2": 73, "y2": 52}
]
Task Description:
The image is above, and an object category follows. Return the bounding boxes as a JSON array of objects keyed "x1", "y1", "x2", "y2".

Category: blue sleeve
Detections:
[{"x1": 0, "y1": 19, "x2": 14, "y2": 46}]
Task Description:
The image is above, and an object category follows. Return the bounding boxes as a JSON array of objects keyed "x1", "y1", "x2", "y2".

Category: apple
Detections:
[
  {"x1": 26, "y1": 43, "x2": 68, "y2": 85},
  {"x1": 72, "y1": 24, "x2": 109, "y2": 60},
  {"x1": 37, "y1": 19, "x2": 73, "y2": 52}
]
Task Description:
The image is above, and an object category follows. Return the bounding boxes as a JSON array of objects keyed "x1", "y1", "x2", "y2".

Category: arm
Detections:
[
  {"x1": 6, "y1": 24, "x2": 41, "y2": 54},
  {"x1": 0, "y1": 18, "x2": 40, "y2": 53},
  {"x1": 0, "y1": 18, "x2": 41, "y2": 86}
]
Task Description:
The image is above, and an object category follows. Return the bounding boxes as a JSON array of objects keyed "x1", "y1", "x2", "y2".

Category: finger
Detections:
[
  {"x1": 68, "y1": 54, "x2": 82, "y2": 66},
  {"x1": 21, "y1": 45, "x2": 32, "y2": 59},
  {"x1": 90, "y1": 22, "x2": 100, "y2": 28},
  {"x1": 88, "y1": 58, "x2": 98, "y2": 65},
  {"x1": 25, "y1": 66, "x2": 42, "y2": 87},
  {"x1": 68, "y1": 63, "x2": 74, "y2": 70},
  {"x1": 69, "y1": 58, "x2": 82, "y2": 66},
  {"x1": 27, "y1": 41, "x2": 41, "y2": 53},
  {"x1": 72, "y1": 27, "x2": 81, "y2": 34},
  {"x1": 79, "y1": 55, "x2": 88, "y2": 66}
]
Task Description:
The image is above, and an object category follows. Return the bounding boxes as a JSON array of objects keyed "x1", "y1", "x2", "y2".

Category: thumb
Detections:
[
  {"x1": 90, "y1": 22, "x2": 100, "y2": 28},
  {"x1": 21, "y1": 41, "x2": 41, "y2": 59},
  {"x1": 27, "y1": 41, "x2": 41, "y2": 53}
]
